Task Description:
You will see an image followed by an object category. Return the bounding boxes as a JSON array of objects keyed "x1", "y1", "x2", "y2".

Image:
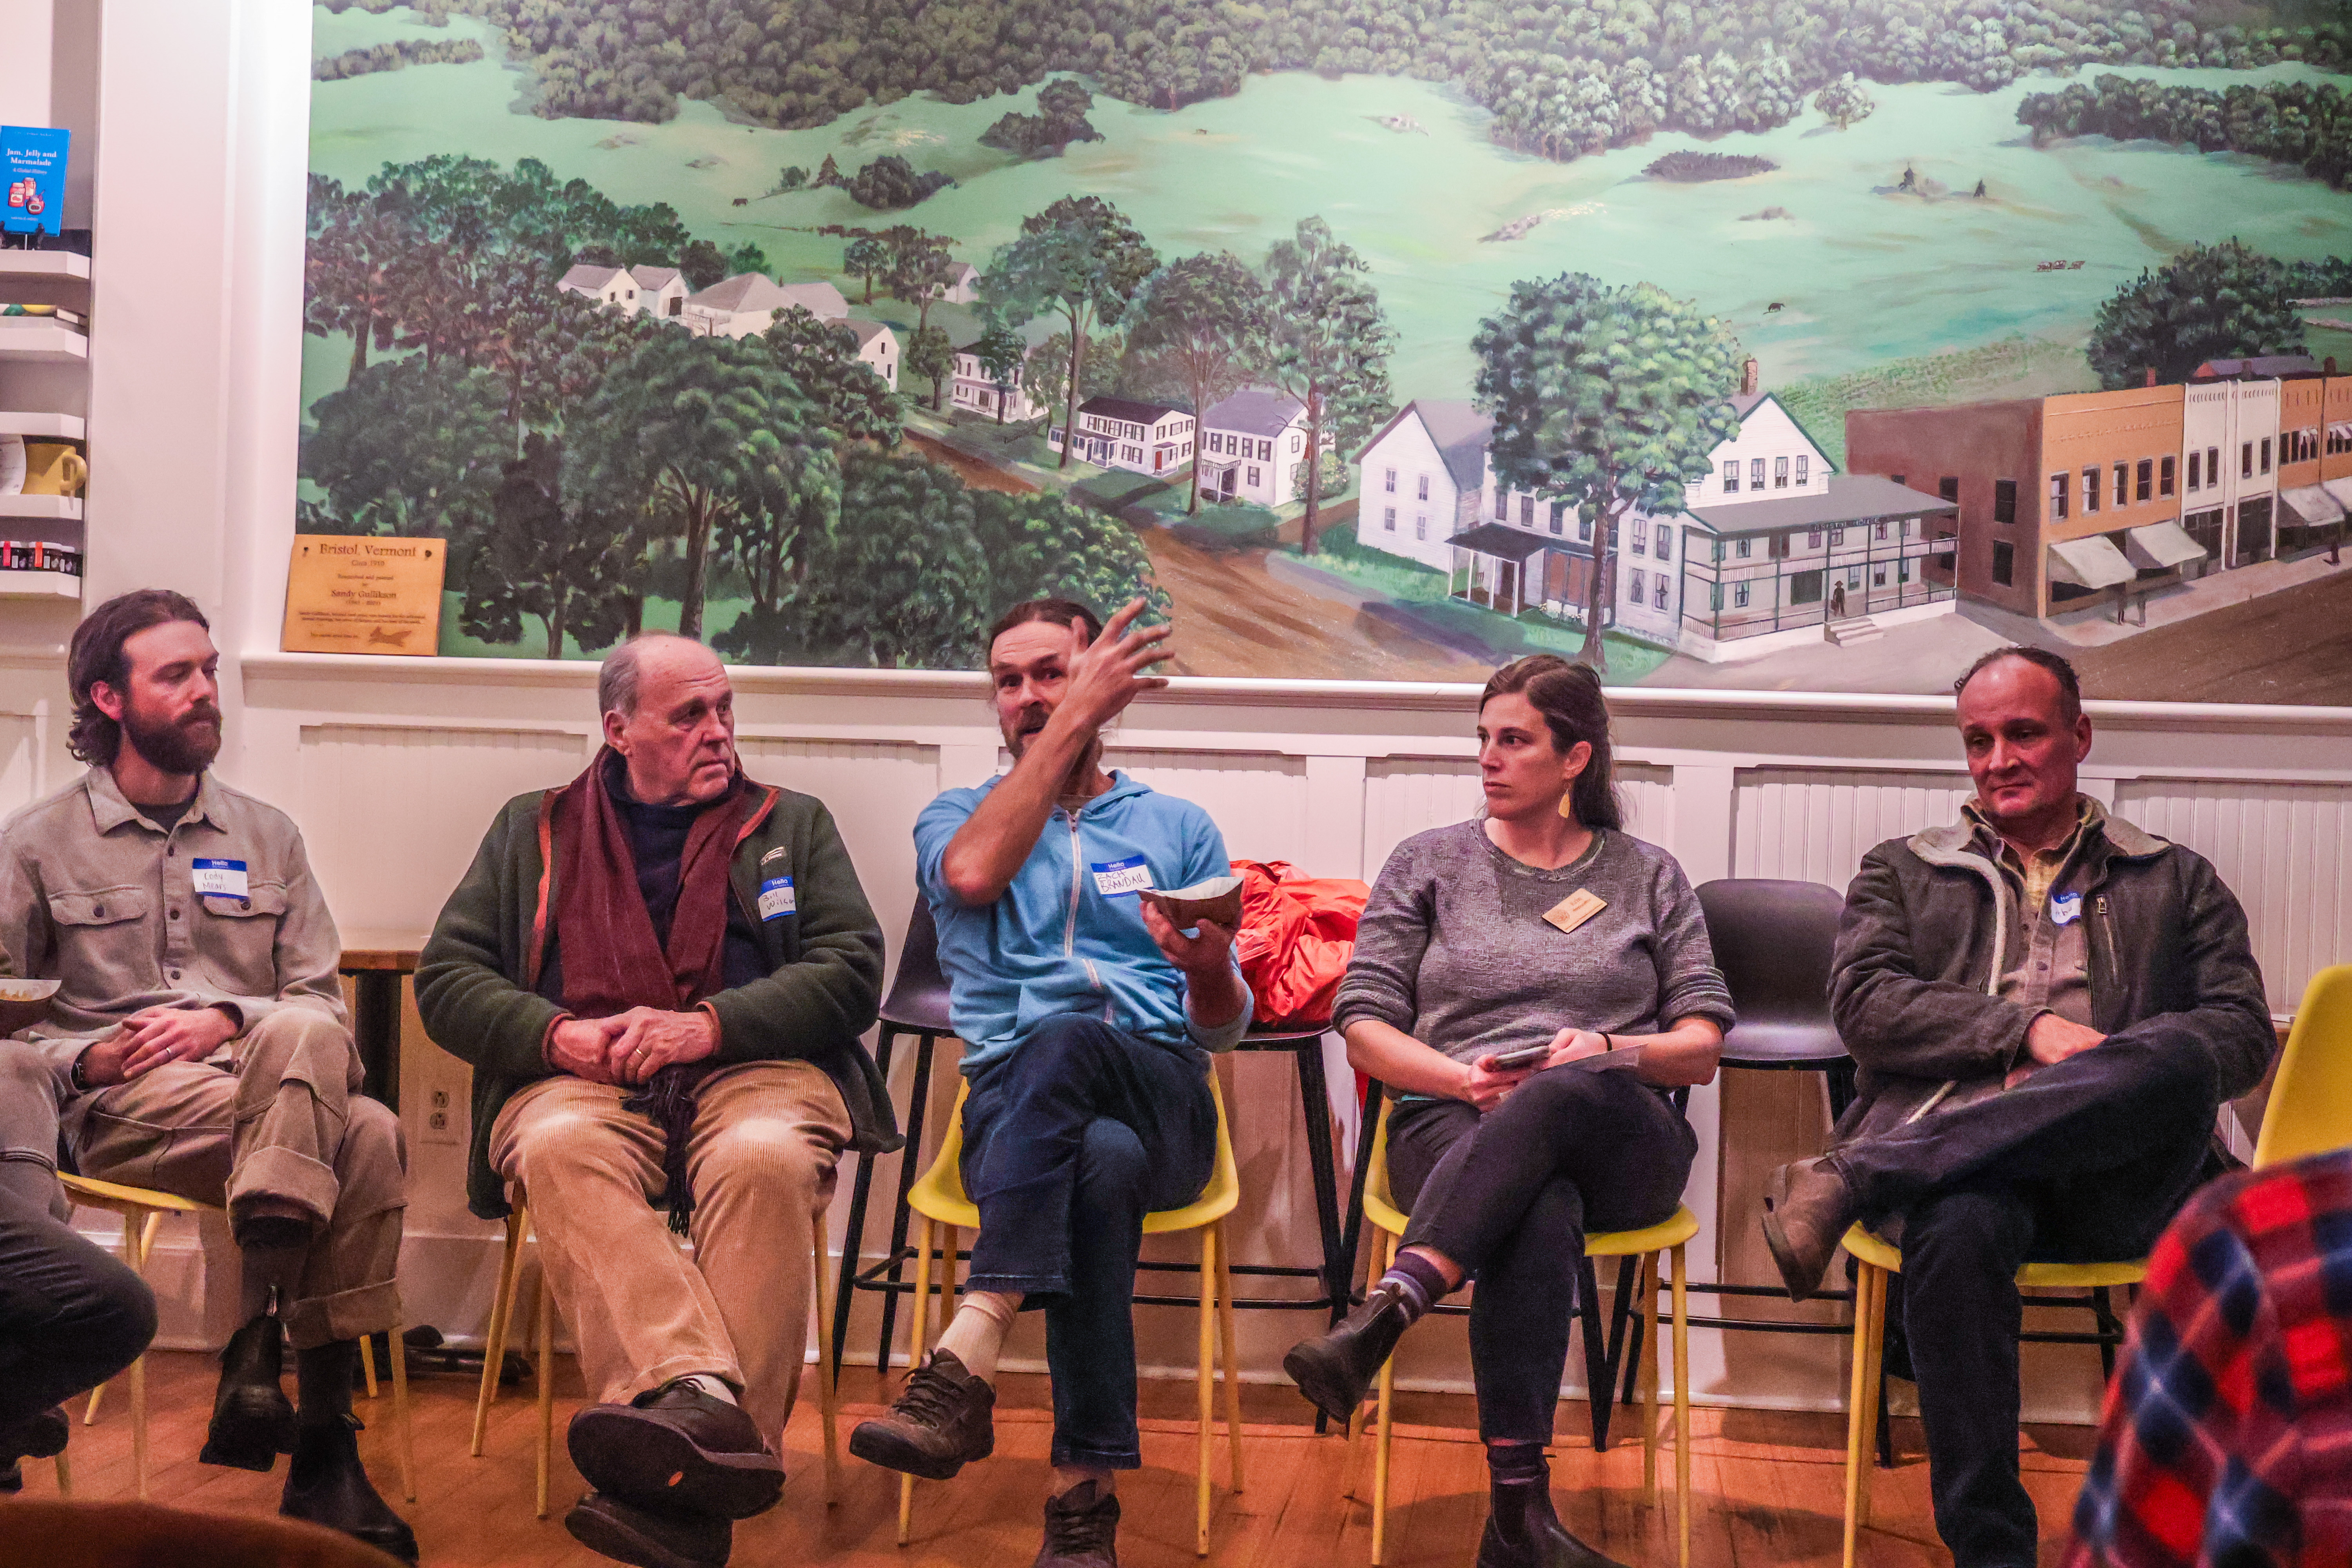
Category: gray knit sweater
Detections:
[{"x1": 1333, "y1": 821, "x2": 1734, "y2": 1065}]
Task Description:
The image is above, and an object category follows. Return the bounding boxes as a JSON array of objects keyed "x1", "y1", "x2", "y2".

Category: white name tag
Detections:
[
  {"x1": 192, "y1": 858, "x2": 249, "y2": 898},
  {"x1": 758, "y1": 876, "x2": 796, "y2": 920},
  {"x1": 2050, "y1": 892, "x2": 2082, "y2": 926},
  {"x1": 1091, "y1": 857, "x2": 1154, "y2": 898}
]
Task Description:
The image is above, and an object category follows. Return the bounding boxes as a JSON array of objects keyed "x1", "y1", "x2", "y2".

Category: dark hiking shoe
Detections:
[
  {"x1": 280, "y1": 1413, "x2": 417, "y2": 1564},
  {"x1": 1281, "y1": 1279, "x2": 1412, "y2": 1425},
  {"x1": 566, "y1": 1490, "x2": 733, "y2": 1568},
  {"x1": 0, "y1": 1405, "x2": 68, "y2": 1493},
  {"x1": 1034, "y1": 1480, "x2": 1120, "y2": 1568},
  {"x1": 1763, "y1": 1155, "x2": 1860, "y2": 1303},
  {"x1": 200, "y1": 1310, "x2": 297, "y2": 1471},
  {"x1": 848, "y1": 1349, "x2": 996, "y2": 1481},
  {"x1": 568, "y1": 1380, "x2": 784, "y2": 1521},
  {"x1": 1477, "y1": 1470, "x2": 1630, "y2": 1568}
]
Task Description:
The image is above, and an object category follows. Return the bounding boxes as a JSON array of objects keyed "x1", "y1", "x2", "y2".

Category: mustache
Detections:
[
  {"x1": 178, "y1": 703, "x2": 222, "y2": 729},
  {"x1": 1014, "y1": 706, "x2": 1049, "y2": 734}
]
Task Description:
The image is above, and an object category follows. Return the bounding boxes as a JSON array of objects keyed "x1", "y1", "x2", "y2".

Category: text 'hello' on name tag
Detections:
[
  {"x1": 2050, "y1": 891, "x2": 2082, "y2": 926},
  {"x1": 1543, "y1": 889, "x2": 1607, "y2": 935},
  {"x1": 758, "y1": 876, "x2": 796, "y2": 921},
  {"x1": 191, "y1": 858, "x2": 250, "y2": 898},
  {"x1": 1091, "y1": 857, "x2": 1154, "y2": 899}
]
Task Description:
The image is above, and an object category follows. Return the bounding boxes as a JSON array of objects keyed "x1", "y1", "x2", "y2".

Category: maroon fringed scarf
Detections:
[{"x1": 552, "y1": 747, "x2": 755, "y2": 1231}]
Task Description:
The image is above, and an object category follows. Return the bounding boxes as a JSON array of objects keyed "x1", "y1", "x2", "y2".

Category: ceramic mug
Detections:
[{"x1": 20, "y1": 443, "x2": 86, "y2": 497}]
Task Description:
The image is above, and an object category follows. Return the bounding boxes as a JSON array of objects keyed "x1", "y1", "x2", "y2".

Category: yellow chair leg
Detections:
[
  {"x1": 1639, "y1": 1253, "x2": 1660, "y2": 1499},
  {"x1": 82, "y1": 1380, "x2": 103, "y2": 1425},
  {"x1": 812, "y1": 1231, "x2": 841, "y2": 1506},
  {"x1": 128, "y1": 1210, "x2": 153, "y2": 1502},
  {"x1": 52, "y1": 1446, "x2": 70, "y2": 1495},
  {"x1": 1371, "y1": 1317, "x2": 1396, "y2": 1568},
  {"x1": 1215, "y1": 1221, "x2": 1244, "y2": 1495},
  {"x1": 471, "y1": 1211, "x2": 527, "y2": 1459},
  {"x1": 1345, "y1": 1230, "x2": 1394, "y2": 1505},
  {"x1": 897, "y1": 1216, "x2": 936, "y2": 1549},
  {"x1": 1671, "y1": 1243, "x2": 1691, "y2": 1568},
  {"x1": 1841, "y1": 1264, "x2": 1877, "y2": 1568},
  {"x1": 534, "y1": 1267, "x2": 555, "y2": 1521},
  {"x1": 1857, "y1": 1267, "x2": 1887, "y2": 1533},
  {"x1": 1196, "y1": 1225, "x2": 1216, "y2": 1557},
  {"x1": 360, "y1": 1331, "x2": 380, "y2": 1399},
  {"x1": 390, "y1": 1318, "x2": 415, "y2": 1503}
]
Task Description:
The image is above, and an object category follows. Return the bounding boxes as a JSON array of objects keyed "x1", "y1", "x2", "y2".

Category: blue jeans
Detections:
[{"x1": 959, "y1": 1015, "x2": 1216, "y2": 1470}]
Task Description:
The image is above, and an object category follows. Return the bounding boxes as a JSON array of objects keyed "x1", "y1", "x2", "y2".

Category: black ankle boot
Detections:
[
  {"x1": 281, "y1": 1412, "x2": 418, "y2": 1564},
  {"x1": 1280, "y1": 1279, "x2": 1414, "y2": 1424},
  {"x1": 200, "y1": 1311, "x2": 296, "y2": 1471},
  {"x1": 1475, "y1": 1458, "x2": 1630, "y2": 1568},
  {"x1": 0, "y1": 1406, "x2": 67, "y2": 1493}
]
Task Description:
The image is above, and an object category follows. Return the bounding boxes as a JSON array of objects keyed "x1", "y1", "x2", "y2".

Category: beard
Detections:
[
  {"x1": 121, "y1": 701, "x2": 222, "y2": 776},
  {"x1": 1004, "y1": 703, "x2": 1050, "y2": 759}
]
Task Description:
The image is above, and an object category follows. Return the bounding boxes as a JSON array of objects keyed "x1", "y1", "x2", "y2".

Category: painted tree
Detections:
[
  {"x1": 303, "y1": 175, "x2": 405, "y2": 378},
  {"x1": 970, "y1": 323, "x2": 1030, "y2": 424},
  {"x1": 1125, "y1": 253, "x2": 1270, "y2": 513},
  {"x1": 980, "y1": 77, "x2": 1105, "y2": 158},
  {"x1": 2088, "y1": 240, "x2": 2305, "y2": 388},
  {"x1": 907, "y1": 325, "x2": 955, "y2": 412},
  {"x1": 300, "y1": 357, "x2": 510, "y2": 538},
  {"x1": 1033, "y1": 329, "x2": 1125, "y2": 432},
  {"x1": 971, "y1": 486, "x2": 1169, "y2": 619},
  {"x1": 884, "y1": 227, "x2": 958, "y2": 347},
  {"x1": 844, "y1": 234, "x2": 891, "y2": 303},
  {"x1": 980, "y1": 196, "x2": 1160, "y2": 469},
  {"x1": 1471, "y1": 274, "x2": 1743, "y2": 671},
  {"x1": 1814, "y1": 72, "x2": 1877, "y2": 129},
  {"x1": 1264, "y1": 217, "x2": 1394, "y2": 554},
  {"x1": 761, "y1": 307, "x2": 904, "y2": 445},
  {"x1": 680, "y1": 238, "x2": 731, "y2": 290},
  {"x1": 567, "y1": 334, "x2": 836, "y2": 641},
  {"x1": 456, "y1": 432, "x2": 637, "y2": 659}
]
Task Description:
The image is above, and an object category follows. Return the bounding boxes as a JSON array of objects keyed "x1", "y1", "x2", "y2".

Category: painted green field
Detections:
[{"x1": 306, "y1": 4, "x2": 2352, "y2": 422}]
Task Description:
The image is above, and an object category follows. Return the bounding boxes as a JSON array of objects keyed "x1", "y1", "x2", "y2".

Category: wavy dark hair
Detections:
[
  {"x1": 984, "y1": 597, "x2": 1103, "y2": 659},
  {"x1": 1479, "y1": 654, "x2": 1624, "y2": 831},
  {"x1": 67, "y1": 590, "x2": 211, "y2": 766}
]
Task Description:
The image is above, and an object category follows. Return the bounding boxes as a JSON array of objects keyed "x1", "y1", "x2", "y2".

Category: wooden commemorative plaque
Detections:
[{"x1": 282, "y1": 534, "x2": 446, "y2": 655}]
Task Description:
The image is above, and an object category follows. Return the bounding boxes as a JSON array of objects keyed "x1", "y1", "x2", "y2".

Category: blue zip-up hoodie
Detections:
[{"x1": 915, "y1": 770, "x2": 1252, "y2": 1073}]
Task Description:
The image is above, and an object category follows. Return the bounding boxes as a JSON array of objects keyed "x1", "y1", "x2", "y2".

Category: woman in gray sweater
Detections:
[{"x1": 1283, "y1": 655, "x2": 1731, "y2": 1568}]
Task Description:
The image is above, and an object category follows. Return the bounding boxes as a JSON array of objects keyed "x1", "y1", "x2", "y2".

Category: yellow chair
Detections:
[
  {"x1": 60, "y1": 1172, "x2": 414, "y2": 1504},
  {"x1": 894, "y1": 1074, "x2": 1243, "y2": 1557},
  {"x1": 1836, "y1": 1227, "x2": 2144, "y2": 1568},
  {"x1": 2252, "y1": 964, "x2": 2352, "y2": 1169},
  {"x1": 467, "y1": 1182, "x2": 844, "y2": 1519},
  {"x1": 1353, "y1": 1111, "x2": 1698, "y2": 1568}
]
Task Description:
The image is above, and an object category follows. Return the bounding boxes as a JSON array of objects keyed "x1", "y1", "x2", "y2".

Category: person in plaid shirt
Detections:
[{"x1": 2066, "y1": 1145, "x2": 2352, "y2": 1568}]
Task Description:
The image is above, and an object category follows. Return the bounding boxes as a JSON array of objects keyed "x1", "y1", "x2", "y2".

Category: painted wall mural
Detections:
[{"x1": 300, "y1": 1, "x2": 2352, "y2": 702}]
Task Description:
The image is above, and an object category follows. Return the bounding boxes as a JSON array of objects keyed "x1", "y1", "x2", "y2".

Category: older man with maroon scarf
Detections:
[{"x1": 418, "y1": 633, "x2": 892, "y2": 1568}]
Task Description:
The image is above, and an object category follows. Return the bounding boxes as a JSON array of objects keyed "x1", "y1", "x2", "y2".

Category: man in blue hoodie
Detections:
[{"x1": 851, "y1": 597, "x2": 1250, "y2": 1568}]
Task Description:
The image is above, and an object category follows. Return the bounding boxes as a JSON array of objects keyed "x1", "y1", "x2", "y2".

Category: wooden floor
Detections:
[{"x1": 5, "y1": 1351, "x2": 2098, "y2": 1567}]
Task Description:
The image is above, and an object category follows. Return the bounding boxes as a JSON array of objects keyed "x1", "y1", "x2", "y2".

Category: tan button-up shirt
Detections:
[
  {"x1": 0, "y1": 767, "x2": 346, "y2": 1071},
  {"x1": 1964, "y1": 793, "x2": 2097, "y2": 1033}
]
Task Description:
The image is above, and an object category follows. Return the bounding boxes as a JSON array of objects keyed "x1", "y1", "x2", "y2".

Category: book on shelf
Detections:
[{"x1": 0, "y1": 304, "x2": 84, "y2": 331}]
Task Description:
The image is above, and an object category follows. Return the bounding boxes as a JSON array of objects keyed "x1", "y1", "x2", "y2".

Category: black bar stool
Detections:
[{"x1": 833, "y1": 896, "x2": 955, "y2": 1379}]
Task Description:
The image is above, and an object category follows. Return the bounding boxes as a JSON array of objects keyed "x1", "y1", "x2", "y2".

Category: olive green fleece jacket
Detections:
[{"x1": 415, "y1": 780, "x2": 900, "y2": 1221}]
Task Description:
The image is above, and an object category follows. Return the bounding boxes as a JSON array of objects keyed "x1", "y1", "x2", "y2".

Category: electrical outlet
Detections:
[{"x1": 418, "y1": 1079, "x2": 464, "y2": 1147}]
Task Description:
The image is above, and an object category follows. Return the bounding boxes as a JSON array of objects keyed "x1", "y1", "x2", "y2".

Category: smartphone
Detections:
[{"x1": 1485, "y1": 1042, "x2": 1551, "y2": 1071}]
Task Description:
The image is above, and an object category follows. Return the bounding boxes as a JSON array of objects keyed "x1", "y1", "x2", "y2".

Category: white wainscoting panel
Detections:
[
  {"x1": 0, "y1": 712, "x2": 44, "y2": 821},
  {"x1": 737, "y1": 737, "x2": 939, "y2": 967},
  {"x1": 298, "y1": 724, "x2": 590, "y2": 933},
  {"x1": 1732, "y1": 766, "x2": 1974, "y2": 891},
  {"x1": 1103, "y1": 748, "x2": 1311, "y2": 867},
  {"x1": 2117, "y1": 778, "x2": 2352, "y2": 1013},
  {"x1": 1363, "y1": 757, "x2": 1675, "y2": 880}
]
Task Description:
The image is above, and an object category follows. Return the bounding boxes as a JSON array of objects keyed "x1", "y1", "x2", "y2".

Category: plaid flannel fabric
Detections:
[{"x1": 2065, "y1": 1147, "x2": 2352, "y2": 1568}]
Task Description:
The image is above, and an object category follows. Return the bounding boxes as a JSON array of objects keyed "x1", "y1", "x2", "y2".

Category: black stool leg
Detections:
[
  {"x1": 1293, "y1": 1037, "x2": 1347, "y2": 1325},
  {"x1": 1341, "y1": 1079, "x2": 1383, "y2": 1311},
  {"x1": 831, "y1": 1025, "x2": 897, "y2": 1380},
  {"x1": 1613, "y1": 1258, "x2": 1644, "y2": 1415},
  {"x1": 2092, "y1": 1286, "x2": 2121, "y2": 1382},
  {"x1": 1577, "y1": 1256, "x2": 1610, "y2": 1449},
  {"x1": 874, "y1": 1033, "x2": 938, "y2": 1374}
]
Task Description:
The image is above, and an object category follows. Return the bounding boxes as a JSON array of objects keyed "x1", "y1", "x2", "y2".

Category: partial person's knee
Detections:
[
  {"x1": 241, "y1": 1007, "x2": 357, "y2": 1079},
  {"x1": 0, "y1": 1044, "x2": 57, "y2": 1107},
  {"x1": 1016, "y1": 1014, "x2": 1117, "y2": 1080},
  {"x1": 343, "y1": 1096, "x2": 408, "y2": 1180},
  {"x1": 698, "y1": 1115, "x2": 833, "y2": 1204},
  {"x1": 1074, "y1": 1119, "x2": 1149, "y2": 1201},
  {"x1": 505, "y1": 1107, "x2": 619, "y2": 1190},
  {"x1": 2110, "y1": 1027, "x2": 2219, "y2": 1105},
  {"x1": 93, "y1": 1258, "x2": 160, "y2": 1368}
]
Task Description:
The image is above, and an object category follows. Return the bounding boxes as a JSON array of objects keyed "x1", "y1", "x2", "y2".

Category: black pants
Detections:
[
  {"x1": 1387, "y1": 1064, "x2": 1695, "y2": 1444},
  {"x1": 0, "y1": 1158, "x2": 156, "y2": 1436},
  {"x1": 960, "y1": 1014, "x2": 1216, "y2": 1471},
  {"x1": 1840, "y1": 1022, "x2": 2221, "y2": 1568}
]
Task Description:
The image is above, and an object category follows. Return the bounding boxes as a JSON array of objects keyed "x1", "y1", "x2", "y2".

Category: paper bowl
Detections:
[{"x1": 1140, "y1": 875, "x2": 1244, "y2": 931}]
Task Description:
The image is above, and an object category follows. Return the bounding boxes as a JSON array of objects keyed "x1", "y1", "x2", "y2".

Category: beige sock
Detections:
[{"x1": 931, "y1": 1289, "x2": 1022, "y2": 1383}]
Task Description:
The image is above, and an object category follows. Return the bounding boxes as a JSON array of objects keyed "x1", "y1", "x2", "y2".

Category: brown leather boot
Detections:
[
  {"x1": 849, "y1": 1349, "x2": 996, "y2": 1481},
  {"x1": 568, "y1": 1380, "x2": 784, "y2": 1521},
  {"x1": 1034, "y1": 1480, "x2": 1120, "y2": 1568},
  {"x1": 1762, "y1": 1155, "x2": 1859, "y2": 1302}
]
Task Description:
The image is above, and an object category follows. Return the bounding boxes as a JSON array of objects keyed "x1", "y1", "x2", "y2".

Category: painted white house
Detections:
[
  {"x1": 681, "y1": 274, "x2": 849, "y2": 339},
  {"x1": 557, "y1": 263, "x2": 688, "y2": 321},
  {"x1": 1351, "y1": 377, "x2": 1956, "y2": 659},
  {"x1": 950, "y1": 340, "x2": 1048, "y2": 423},
  {"x1": 847, "y1": 319, "x2": 898, "y2": 390},
  {"x1": 940, "y1": 261, "x2": 982, "y2": 304},
  {"x1": 1051, "y1": 397, "x2": 1196, "y2": 477},
  {"x1": 2183, "y1": 374, "x2": 2282, "y2": 570},
  {"x1": 1198, "y1": 388, "x2": 1329, "y2": 506}
]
